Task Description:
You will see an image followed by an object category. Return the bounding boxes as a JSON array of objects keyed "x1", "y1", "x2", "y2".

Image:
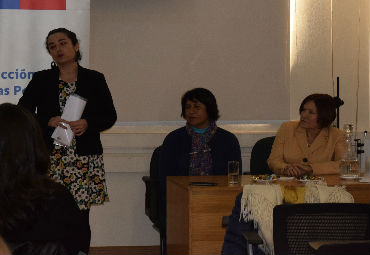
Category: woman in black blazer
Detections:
[{"x1": 18, "y1": 28, "x2": 117, "y2": 251}]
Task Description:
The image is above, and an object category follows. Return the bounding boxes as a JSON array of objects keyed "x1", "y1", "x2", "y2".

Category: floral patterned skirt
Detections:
[{"x1": 49, "y1": 140, "x2": 109, "y2": 210}]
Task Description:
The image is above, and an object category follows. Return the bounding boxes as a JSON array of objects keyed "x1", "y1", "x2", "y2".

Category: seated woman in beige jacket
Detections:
[{"x1": 268, "y1": 93, "x2": 346, "y2": 177}]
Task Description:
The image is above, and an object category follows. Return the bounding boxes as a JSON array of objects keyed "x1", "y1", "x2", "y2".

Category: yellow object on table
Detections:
[{"x1": 281, "y1": 186, "x2": 306, "y2": 204}]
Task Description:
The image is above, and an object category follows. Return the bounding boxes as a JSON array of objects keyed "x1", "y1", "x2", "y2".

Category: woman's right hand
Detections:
[
  {"x1": 284, "y1": 164, "x2": 313, "y2": 177},
  {"x1": 284, "y1": 164, "x2": 304, "y2": 177},
  {"x1": 48, "y1": 116, "x2": 68, "y2": 129}
]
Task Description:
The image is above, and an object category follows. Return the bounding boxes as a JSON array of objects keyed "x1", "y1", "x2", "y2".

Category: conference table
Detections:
[{"x1": 166, "y1": 175, "x2": 370, "y2": 255}]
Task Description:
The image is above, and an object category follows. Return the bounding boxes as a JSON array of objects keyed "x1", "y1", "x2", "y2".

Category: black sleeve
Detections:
[
  {"x1": 82, "y1": 73, "x2": 117, "y2": 134},
  {"x1": 230, "y1": 133, "x2": 243, "y2": 173},
  {"x1": 218, "y1": 132, "x2": 243, "y2": 174},
  {"x1": 18, "y1": 72, "x2": 40, "y2": 114},
  {"x1": 158, "y1": 134, "x2": 171, "y2": 200},
  {"x1": 158, "y1": 133, "x2": 176, "y2": 233},
  {"x1": 159, "y1": 134, "x2": 172, "y2": 187}
]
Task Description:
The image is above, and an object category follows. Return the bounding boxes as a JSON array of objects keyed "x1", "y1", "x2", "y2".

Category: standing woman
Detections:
[{"x1": 18, "y1": 28, "x2": 117, "y2": 250}]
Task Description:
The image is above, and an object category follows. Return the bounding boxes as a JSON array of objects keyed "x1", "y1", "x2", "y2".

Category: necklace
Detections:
[{"x1": 306, "y1": 129, "x2": 320, "y2": 147}]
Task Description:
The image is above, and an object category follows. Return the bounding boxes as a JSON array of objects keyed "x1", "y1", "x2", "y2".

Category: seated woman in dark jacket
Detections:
[
  {"x1": 159, "y1": 88, "x2": 242, "y2": 249},
  {"x1": 160, "y1": 87, "x2": 242, "y2": 178},
  {"x1": 0, "y1": 103, "x2": 90, "y2": 255}
]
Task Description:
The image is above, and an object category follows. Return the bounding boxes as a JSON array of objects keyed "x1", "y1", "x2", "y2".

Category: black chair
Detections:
[
  {"x1": 224, "y1": 137, "x2": 275, "y2": 231},
  {"x1": 242, "y1": 203, "x2": 370, "y2": 255},
  {"x1": 310, "y1": 240, "x2": 370, "y2": 255},
  {"x1": 249, "y1": 136, "x2": 275, "y2": 175},
  {"x1": 142, "y1": 145, "x2": 166, "y2": 255}
]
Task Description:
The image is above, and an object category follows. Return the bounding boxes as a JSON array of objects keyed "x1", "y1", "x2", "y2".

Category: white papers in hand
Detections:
[{"x1": 51, "y1": 94, "x2": 87, "y2": 147}]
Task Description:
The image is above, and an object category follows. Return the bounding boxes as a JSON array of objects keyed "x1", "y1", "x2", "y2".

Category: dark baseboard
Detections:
[{"x1": 89, "y1": 246, "x2": 160, "y2": 255}]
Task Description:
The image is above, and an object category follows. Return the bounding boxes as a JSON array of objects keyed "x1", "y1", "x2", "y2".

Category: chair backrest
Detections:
[
  {"x1": 150, "y1": 145, "x2": 162, "y2": 179},
  {"x1": 273, "y1": 203, "x2": 370, "y2": 255},
  {"x1": 250, "y1": 136, "x2": 275, "y2": 175}
]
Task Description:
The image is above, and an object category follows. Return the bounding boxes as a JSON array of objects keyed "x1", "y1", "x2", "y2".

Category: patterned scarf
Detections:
[{"x1": 187, "y1": 121, "x2": 217, "y2": 176}]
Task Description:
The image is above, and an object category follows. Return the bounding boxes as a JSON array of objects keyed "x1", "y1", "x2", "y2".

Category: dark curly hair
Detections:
[
  {"x1": 45, "y1": 27, "x2": 81, "y2": 62},
  {"x1": 181, "y1": 88, "x2": 220, "y2": 121},
  {"x1": 299, "y1": 93, "x2": 343, "y2": 128}
]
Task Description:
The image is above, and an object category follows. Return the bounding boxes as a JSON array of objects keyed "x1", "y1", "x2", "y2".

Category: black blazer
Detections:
[
  {"x1": 3, "y1": 182, "x2": 90, "y2": 255},
  {"x1": 18, "y1": 65, "x2": 117, "y2": 155}
]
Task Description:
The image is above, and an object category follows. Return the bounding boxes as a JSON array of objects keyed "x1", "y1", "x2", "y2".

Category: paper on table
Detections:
[{"x1": 51, "y1": 94, "x2": 87, "y2": 147}]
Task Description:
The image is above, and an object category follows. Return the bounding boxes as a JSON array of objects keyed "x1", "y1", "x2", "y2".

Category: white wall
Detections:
[
  {"x1": 290, "y1": 0, "x2": 370, "y2": 132},
  {"x1": 89, "y1": 0, "x2": 290, "y2": 246},
  {"x1": 90, "y1": 0, "x2": 290, "y2": 123},
  {"x1": 87, "y1": 0, "x2": 370, "y2": 247}
]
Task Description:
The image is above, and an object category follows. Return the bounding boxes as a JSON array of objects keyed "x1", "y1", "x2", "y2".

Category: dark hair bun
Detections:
[{"x1": 333, "y1": 96, "x2": 344, "y2": 108}]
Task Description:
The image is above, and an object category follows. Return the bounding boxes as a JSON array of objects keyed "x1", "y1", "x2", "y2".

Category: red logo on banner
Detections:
[{"x1": 20, "y1": 0, "x2": 66, "y2": 10}]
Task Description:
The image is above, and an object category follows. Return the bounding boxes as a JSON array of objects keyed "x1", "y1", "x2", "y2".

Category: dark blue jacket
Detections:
[
  {"x1": 158, "y1": 126, "x2": 242, "y2": 239},
  {"x1": 159, "y1": 126, "x2": 242, "y2": 179},
  {"x1": 222, "y1": 193, "x2": 265, "y2": 255},
  {"x1": 3, "y1": 182, "x2": 90, "y2": 254}
]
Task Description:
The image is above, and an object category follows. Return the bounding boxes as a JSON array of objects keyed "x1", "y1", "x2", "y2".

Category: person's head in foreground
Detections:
[{"x1": 0, "y1": 103, "x2": 50, "y2": 231}]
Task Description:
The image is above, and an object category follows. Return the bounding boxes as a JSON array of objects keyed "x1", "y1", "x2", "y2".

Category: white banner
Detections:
[{"x1": 0, "y1": 0, "x2": 90, "y2": 104}]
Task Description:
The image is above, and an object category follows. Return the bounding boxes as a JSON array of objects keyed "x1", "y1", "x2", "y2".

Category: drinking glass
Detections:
[{"x1": 228, "y1": 161, "x2": 240, "y2": 184}]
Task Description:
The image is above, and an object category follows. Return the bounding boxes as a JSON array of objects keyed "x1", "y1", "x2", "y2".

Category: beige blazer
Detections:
[{"x1": 268, "y1": 121, "x2": 346, "y2": 175}]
